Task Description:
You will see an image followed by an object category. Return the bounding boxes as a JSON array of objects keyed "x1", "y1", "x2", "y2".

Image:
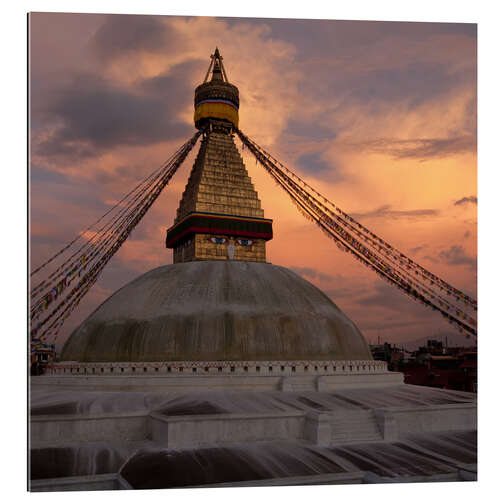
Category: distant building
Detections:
[
  {"x1": 374, "y1": 339, "x2": 477, "y2": 393},
  {"x1": 370, "y1": 342, "x2": 404, "y2": 371},
  {"x1": 30, "y1": 338, "x2": 55, "y2": 376}
]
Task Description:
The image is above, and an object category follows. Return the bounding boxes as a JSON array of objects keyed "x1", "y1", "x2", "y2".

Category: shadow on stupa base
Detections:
[
  {"x1": 29, "y1": 383, "x2": 476, "y2": 491},
  {"x1": 30, "y1": 431, "x2": 476, "y2": 491}
]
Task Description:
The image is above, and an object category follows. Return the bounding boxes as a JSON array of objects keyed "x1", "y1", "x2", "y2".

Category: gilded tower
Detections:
[{"x1": 166, "y1": 48, "x2": 273, "y2": 263}]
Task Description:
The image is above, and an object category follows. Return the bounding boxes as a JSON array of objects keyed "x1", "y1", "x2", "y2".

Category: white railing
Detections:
[{"x1": 46, "y1": 359, "x2": 388, "y2": 376}]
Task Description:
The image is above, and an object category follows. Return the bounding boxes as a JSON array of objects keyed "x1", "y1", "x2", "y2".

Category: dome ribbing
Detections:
[{"x1": 60, "y1": 261, "x2": 372, "y2": 363}]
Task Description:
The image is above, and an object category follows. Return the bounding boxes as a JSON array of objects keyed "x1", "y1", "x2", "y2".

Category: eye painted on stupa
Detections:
[
  {"x1": 210, "y1": 237, "x2": 227, "y2": 244},
  {"x1": 237, "y1": 239, "x2": 253, "y2": 246}
]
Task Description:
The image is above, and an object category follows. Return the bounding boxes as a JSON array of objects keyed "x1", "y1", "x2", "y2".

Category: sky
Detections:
[{"x1": 29, "y1": 13, "x2": 477, "y2": 349}]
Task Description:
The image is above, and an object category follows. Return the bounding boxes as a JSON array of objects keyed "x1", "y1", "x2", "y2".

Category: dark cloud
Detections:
[
  {"x1": 345, "y1": 135, "x2": 475, "y2": 161},
  {"x1": 324, "y1": 287, "x2": 360, "y2": 300},
  {"x1": 284, "y1": 119, "x2": 336, "y2": 142},
  {"x1": 252, "y1": 19, "x2": 476, "y2": 137},
  {"x1": 350, "y1": 204, "x2": 439, "y2": 220},
  {"x1": 98, "y1": 255, "x2": 149, "y2": 290},
  {"x1": 31, "y1": 175, "x2": 109, "y2": 216},
  {"x1": 410, "y1": 244, "x2": 428, "y2": 254},
  {"x1": 30, "y1": 231, "x2": 71, "y2": 248},
  {"x1": 462, "y1": 97, "x2": 477, "y2": 136},
  {"x1": 349, "y1": 278, "x2": 472, "y2": 342},
  {"x1": 454, "y1": 195, "x2": 477, "y2": 206},
  {"x1": 140, "y1": 60, "x2": 203, "y2": 96},
  {"x1": 439, "y1": 245, "x2": 476, "y2": 269},
  {"x1": 464, "y1": 230, "x2": 471, "y2": 238},
  {"x1": 356, "y1": 283, "x2": 405, "y2": 309},
  {"x1": 294, "y1": 151, "x2": 344, "y2": 182},
  {"x1": 91, "y1": 14, "x2": 170, "y2": 61},
  {"x1": 91, "y1": 163, "x2": 156, "y2": 187},
  {"x1": 229, "y1": 18, "x2": 476, "y2": 62},
  {"x1": 423, "y1": 255, "x2": 439, "y2": 264},
  {"x1": 354, "y1": 280, "x2": 437, "y2": 321},
  {"x1": 35, "y1": 71, "x2": 193, "y2": 160},
  {"x1": 296, "y1": 152, "x2": 330, "y2": 174},
  {"x1": 30, "y1": 164, "x2": 72, "y2": 186},
  {"x1": 357, "y1": 317, "x2": 424, "y2": 335},
  {"x1": 289, "y1": 266, "x2": 334, "y2": 282},
  {"x1": 298, "y1": 60, "x2": 474, "y2": 122},
  {"x1": 344, "y1": 62, "x2": 472, "y2": 110},
  {"x1": 289, "y1": 268, "x2": 363, "y2": 303}
]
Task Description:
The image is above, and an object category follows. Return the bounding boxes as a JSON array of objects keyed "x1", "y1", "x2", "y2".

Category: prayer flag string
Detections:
[
  {"x1": 30, "y1": 130, "x2": 202, "y2": 340},
  {"x1": 236, "y1": 128, "x2": 477, "y2": 338}
]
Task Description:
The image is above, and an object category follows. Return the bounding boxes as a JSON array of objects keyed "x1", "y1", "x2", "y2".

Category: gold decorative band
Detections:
[{"x1": 194, "y1": 102, "x2": 239, "y2": 127}]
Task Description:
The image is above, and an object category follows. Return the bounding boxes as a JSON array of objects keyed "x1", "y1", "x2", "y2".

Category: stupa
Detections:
[
  {"x1": 30, "y1": 49, "x2": 477, "y2": 491},
  {"x1": 58, "y1": 47, "x2": 378, "y2": 374}
]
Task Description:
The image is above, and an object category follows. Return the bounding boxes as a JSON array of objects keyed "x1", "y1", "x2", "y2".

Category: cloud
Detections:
[
  {"x1": 454, "y1": 195, "x2": 477, "y2": 206},
  {"x1": 410, "y1": 245, "x2": 428, "y2": 254},
  {"x1": 353, "y1": 280, "x2": 437, "y2": 322},
  {"x1": 289, "y1": 266, "x2": 335, "y2": 282},
  {"x1": 30, "y1": 164, "x2": 72, "y2": 186},
  {"x1": 139, "y1": 60, "x2": 202, "y2": 97},
  {"x1": 284, "y1": 120, "x2": 336, "y2": 142},
  {"x1": 296, "y1": 152, "x2": 331, "y2": 175},
  {"x1": 358, "y1": 317, "x2": 424, "y2": 333},
  {"x1": 344, "y1": 135, "x2": 475, "y2": 161},
  {"x1": 346, "y1": 62, "x2": 464, "y2": 109},
  {"x1": 325, "y1": 287, "x2": 361, "y2": 300},
  {"x1": 350, "y1": 204, "x2": 439, "y2": 220},
  {"x1": 91, "y1": 14, "x2": 170, "y2": 61},
  {"x1": 238, "y1": 18, "x2": 476, "y2": 62},
  {"x1": 438, "y1": 245, "x2": 476, "y2": 269},
  {"x1": 423, "y1": 255, "x2": 439, "y2": 264},
  {"x1": 35, "y1": 71, "x2": 193, "y2": 160},
  {"x1": 356, "y1": 282, "x2": 406, "y2": 309}
]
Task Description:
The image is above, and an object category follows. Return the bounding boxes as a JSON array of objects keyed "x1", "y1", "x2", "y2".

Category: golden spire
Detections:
[{"x1": 166, "y1": 50, "x2": 273, "y2": 263}]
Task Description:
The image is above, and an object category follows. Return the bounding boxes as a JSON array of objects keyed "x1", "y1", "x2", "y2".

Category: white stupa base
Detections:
[{"x1": 34, "y1": 359, "x2": 403, "y2": 392}]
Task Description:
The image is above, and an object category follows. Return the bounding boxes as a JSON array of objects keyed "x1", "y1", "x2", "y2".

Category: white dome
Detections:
[{"x1": 61, "y1": 261, "x2": 372, "y2": 362}]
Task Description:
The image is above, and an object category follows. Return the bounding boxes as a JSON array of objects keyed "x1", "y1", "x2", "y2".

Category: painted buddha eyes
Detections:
[
  {"x1": 209, "y1": 237, "x2": 253, "y2": 246},
  {"x1": 210, "y1": 237, "x2": 227, "y2": 244}
]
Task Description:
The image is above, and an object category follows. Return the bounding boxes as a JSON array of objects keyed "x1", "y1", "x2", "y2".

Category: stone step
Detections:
[{"x1": 329, "y1": 411, "x2": 382, "y2": 443}]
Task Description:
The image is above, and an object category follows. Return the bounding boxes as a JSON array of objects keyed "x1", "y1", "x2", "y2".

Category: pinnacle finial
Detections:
[{"x1": 202, "y1": 47, "x2": 229, "y2": 83}]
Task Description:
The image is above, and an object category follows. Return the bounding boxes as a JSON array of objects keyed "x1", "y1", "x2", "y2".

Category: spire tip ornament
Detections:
[{"x1": 195, "y1": 48, "x2": 239, "y2": 130}]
